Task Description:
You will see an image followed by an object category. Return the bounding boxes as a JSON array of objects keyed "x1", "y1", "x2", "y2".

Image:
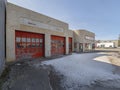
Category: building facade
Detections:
[
  {"x1": 5, "y1": 2, "x2": 96, "y2": 62},
  {"x1": 97, "y1": 42, "x2": 114, "y2": 48},
  {"x1": 6, "y1": 3, "x2": 73, "y2": 62},
  {"x1": 73, "y1": 30, "x2": 95, "y2": 52},
  {"x1": 0, "y1": 0, "x2": 6, "y2": 75}
]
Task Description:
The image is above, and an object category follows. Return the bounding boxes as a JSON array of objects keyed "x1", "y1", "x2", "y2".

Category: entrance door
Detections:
[
  {"x1": 51, "y1": 35, "x2": 65, "y2": 56},
  {"x1": 79, "y1": 43, "x2": 83, "y2": 52},
  {"x1": 15, "y1": 31, "x2": 44, "y2": 60}
]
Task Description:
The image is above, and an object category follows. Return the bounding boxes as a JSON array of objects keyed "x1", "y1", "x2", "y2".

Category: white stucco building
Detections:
[{"x1": 97, "y1": 42, "x2": 115, "y2": 48}]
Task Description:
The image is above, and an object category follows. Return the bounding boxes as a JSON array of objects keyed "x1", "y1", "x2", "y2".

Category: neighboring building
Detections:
[
  {"x1": 96, "y1": 40, "x2": 118, "y2": 48},
  {"x1": 6, "y1": 3, "x2": 73, "y2": 62},
  {"x1": 97, "y1": 42, "x2": 114, "y2": 48},
  {"x1": 112, "y1": 40, "x2": 119, "y2": 48},
  {"x1": 73, "y1": 30, "x2": 95, "y2": 52},
  {"x1": 0, "y1": 0, "x2": 6, "y2": 75}
]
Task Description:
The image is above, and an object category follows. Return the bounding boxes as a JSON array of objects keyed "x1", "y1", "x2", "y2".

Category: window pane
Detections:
[
  {"x1": 27, "y1": 38, "x2": 31, "y2": 42},
  {"x1": 40, "y1": 39, "x2": 43, "y2": 43},
  {"x1": 32, "y1": 38, "x2": 36, "y2": 42},
  {"x1": 16, "y1": 37, "x2": 21, "y2": 42},
  {"x1": 36, "y1": 38, "x2": 39, "y2": 42},
  {"x1": 22, "y1": 37, "x2": 26, "y2": 42}
]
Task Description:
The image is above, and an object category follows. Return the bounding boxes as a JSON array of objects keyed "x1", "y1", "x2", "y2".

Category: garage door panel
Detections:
[
  {"x1": 69, "y1": 37, "x2": 72, "y2": 53},
  {"x1": 15, "y1": 31, "x2": 44, "y2": 60},
  {"x1": 51, "y1": 35, "x2": 65, "y2": 56}
]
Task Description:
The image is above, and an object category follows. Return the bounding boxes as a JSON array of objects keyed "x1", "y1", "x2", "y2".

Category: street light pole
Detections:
[{"x1": 0, "y1": 0, "x2": 6, "y2": 75}]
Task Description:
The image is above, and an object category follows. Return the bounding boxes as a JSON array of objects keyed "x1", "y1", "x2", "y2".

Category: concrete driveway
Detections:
[
  {"x1": 42, "y1": 52, "x2": 120, "y2": 90},
  {"x1": 1, "y1": 52, "x2": 120, "y2": 90}
]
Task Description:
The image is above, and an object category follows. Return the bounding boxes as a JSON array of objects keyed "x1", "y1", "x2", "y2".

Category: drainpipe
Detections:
[{"x1": 0, "y1": 0, "x2": 7, "y2": 76}]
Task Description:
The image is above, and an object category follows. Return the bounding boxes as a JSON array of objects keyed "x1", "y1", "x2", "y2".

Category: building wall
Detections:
[
  {"x1": 0, "y1": 0, "x2": 6, "y2": 75},
  {"x1": 96, "y1": 40, "x2": 118, "y2": 48},
  {"x1": 74, "y1": 30, "x2": 95, "y2": 43},
  {"x1": 97, "y1": 42, "x2": 114, "y2": 48},
  {"x1": 73, "y1": 30, "x2": 95, "y2": 52},
  {"x1": 6, "y1": 3, "x2": 73, "y2": 62},
  {"x1": 67, "y1": 29, "x2": 74, "y2": 52},
  {"x1": 111, "y1": 40, "x2": 118, "y2": 47}
]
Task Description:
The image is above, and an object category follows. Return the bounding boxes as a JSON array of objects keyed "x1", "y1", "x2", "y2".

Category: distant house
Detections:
[
  {"x1": 96, "y1": 40, "x2": 118, "y2": 48},
  {"x1": 97, "y1": 42, "x2": 115, "y2": 48}
]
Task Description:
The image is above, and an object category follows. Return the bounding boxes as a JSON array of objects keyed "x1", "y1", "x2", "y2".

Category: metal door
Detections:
[
  {"x1": 69, "y1": 37, "x2": 72, "y2": 53},
  {"x1": 51, "y1": 35, "x2": 65, "y2": 56},
  {"x1": 15, "y1": 31, "x2": 44, "y2": 60}
]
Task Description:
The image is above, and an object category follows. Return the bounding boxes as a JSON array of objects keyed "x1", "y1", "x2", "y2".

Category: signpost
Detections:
[{"x1": 0, "y1": 0, "x2": 6, "y2": 75}]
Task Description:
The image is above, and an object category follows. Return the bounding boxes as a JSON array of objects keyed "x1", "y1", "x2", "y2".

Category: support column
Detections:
[
  {"x1": 45, "y1": 34, "x2": 51, "y2": 57},
  {"x1": 66, "y1": 36, "x2": 69, "y2": 54},
  {"x1": 83, "y1": 43, "x2": 86, "y2": 52}
]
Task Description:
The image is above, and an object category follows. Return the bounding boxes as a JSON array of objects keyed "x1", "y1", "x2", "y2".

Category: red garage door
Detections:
[
  {"x1": 15, "y1": 31, "x2": 44, "y2": 60},
  {"x1": 51, "y1": 35, "x2": 65, "y2": 56},
  {"x1": 69, "y1": 37, "x2": 72, "y2": 53}
]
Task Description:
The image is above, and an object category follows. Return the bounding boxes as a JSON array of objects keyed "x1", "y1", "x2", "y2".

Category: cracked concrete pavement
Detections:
[{"x1": 1, "y1": 61, "x2": 52, "y2": 90}]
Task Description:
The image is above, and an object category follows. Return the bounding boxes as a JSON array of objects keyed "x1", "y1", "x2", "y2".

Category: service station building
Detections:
[{"x1": 6, "y1": 3, "x2": 95, "y2": 62}]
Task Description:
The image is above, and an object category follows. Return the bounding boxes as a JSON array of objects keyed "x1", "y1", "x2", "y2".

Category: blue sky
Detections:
[{"x1": 8, "y1": 0, "x2": 120, "y2": 40}]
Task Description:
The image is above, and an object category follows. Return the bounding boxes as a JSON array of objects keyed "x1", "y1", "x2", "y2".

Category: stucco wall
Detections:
[
  {"x1": 73, "y1": 30, "x2": 95, "y2": 43},
  {"x1": 73, "y1": 29, "x2": 95, "y2": 52},
  {"x1": 113, "y1": 40, "x2": 118, "y2": 47},
  {"x1": 96, "y1": 40, "x2": 118, "y2": 48},
  {"x1": 6, "y1": 3, "x2": 73, "y2": 62},
  {"x1": 97, "y1": 42, "x2": 114, "y2": 47}
]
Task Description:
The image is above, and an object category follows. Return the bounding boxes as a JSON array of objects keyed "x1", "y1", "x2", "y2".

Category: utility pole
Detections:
[
  {"x1": 0, "y1": 0, "x2": 6, "y2": 75},
  {"x1": 118, "y1": 34, "x2": 120, "y2": 47}
]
